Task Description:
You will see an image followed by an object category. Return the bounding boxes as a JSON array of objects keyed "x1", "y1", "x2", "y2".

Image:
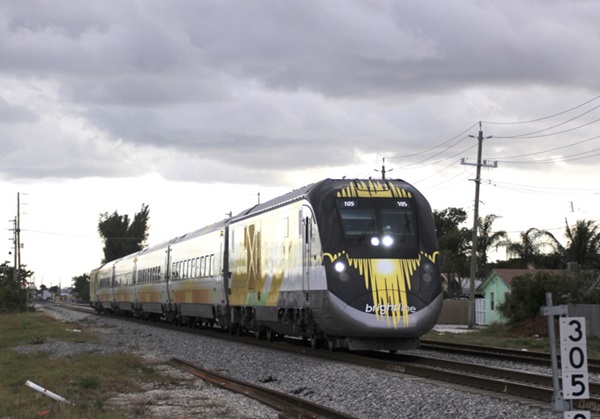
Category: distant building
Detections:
[{"x1": 477, "y1": 268, "x2": 563, "y2": 324}]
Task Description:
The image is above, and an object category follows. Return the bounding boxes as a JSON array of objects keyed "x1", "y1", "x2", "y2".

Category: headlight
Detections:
[
  {"x1": 382, "y1": 235, "x2": 394, "y2": 247},
  {"x1": 422, "y1": 262, "x2": 434, "y2": 273},
  {"x1": 334, "y1": 261, "x2": 346, "y2": 273},
  {"x1": 422, "y1": 262, "x2": 434, "y2": 282},
  {"x1": 370, "y1": 237, "x2": 380, "y2": 246}
]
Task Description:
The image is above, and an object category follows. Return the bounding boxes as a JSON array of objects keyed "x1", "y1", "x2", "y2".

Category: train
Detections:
[{"x1": 90, "y1": 178, "x2": 442, "y2": 351}]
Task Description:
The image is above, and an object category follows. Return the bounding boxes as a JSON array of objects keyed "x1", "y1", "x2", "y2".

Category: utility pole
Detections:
[
  {"x1": 461, "y1": 122, "x2": 497, "y2": 328},
  {"x1": 16, "y1": 192, "x2": 21, "y2": 278},
  {"x1": 10, "y1": 217, "x2": 17, "y2": 283}
]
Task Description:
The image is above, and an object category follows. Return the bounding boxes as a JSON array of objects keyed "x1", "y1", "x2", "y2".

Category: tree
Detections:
[
  {"x1": 513, "y1": 219, "x2": 600, "y2": 270},
  {"x1": 98, "y1": 204, "x2": 150, "y2": 263},
  {"x1": 499, "y1": 270, "x2": 600, "y2": 324},
  {"x1": 0, "y1": 262, "x2": 34, "y2": 312},
  {"x1": 564, "y1": 219, "x2": 600, "y2": 269},
  {"x1": 476, "y1": 214, "x2": 508, "y2": 276},
  {"x1": 433, "y1": 207, "x2": 471, "y2": 298},
  {"x1": 505, "y1": 227, "x2": 563, "y2": 269},
  {"x1": 72, "y1": 273, "x2": 90, "y2": 304}
]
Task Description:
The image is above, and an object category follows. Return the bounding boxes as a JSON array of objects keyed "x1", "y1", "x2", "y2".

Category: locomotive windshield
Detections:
[{"x1": 336, "y1": 198, "x2": 419, "y2": 257}]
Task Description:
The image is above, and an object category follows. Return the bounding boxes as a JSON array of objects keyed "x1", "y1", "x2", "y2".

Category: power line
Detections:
[
  {"x1": 386, "y1": 121, "x2": 479, "y2": 160},
  {"x1": 392, "y1": 135, "x2": 471, "y2": 170},
  {"x1": 494, "y1": 134, "x2": 600, "y2": 160},
  {"x1": 498, "y1": 147, "x2": 600, "y2": 165},
  {"x1": 482, "y1": 93, "x2": 600, "y2": 125},
  {"x1": 494, "y1": 115, "x2": 600, "y2": 139},
  {"x1": 487, "y1": 180, "x2": 599, "y2": 194},
  {"x1": 21, "y1": 228, "x2": 97, "y2": 239}
]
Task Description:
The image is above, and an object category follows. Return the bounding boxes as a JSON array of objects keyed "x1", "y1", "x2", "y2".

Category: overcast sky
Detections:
[{"x1": 2, "y1": 1, "x2": 600, "y2": 286}]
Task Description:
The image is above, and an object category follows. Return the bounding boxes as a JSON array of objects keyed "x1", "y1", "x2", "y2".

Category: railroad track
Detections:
[
  {"x1": 51, "y1": 302, "x2": 600, "y2": 413},
  {"x1": 374, "y1": 353, "x2": 600, "y2": 413},
  {"x1": 168, "y1": 358, "x2": 358, "y2": 419},
  {"x1": 421, "y1": 339, "x2": 600, "y2": 374}
]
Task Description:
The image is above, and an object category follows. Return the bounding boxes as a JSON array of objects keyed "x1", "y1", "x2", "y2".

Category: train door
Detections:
[
  {"x1": 110, "y1": 264, "x2": 116, "y2": 308},
  {"x1": 301, "y1": 205, "x2": 314, "y2": 304},
  {"x1": 164, "y1": 245, "x2": 172, "y2": 305},
  {"x1": 132, "y1": 258, "x2": 139, "y2": 307},
  {"x1": 89, "y1": 268, "x2": 99, "y2": 303},
  {"x1": 221, "y1": 226, "x2": 230, "y2": 305}
]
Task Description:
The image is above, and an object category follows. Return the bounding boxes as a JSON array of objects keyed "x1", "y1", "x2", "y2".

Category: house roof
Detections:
[{"x1": 478, "y1": 268, "x2": 564, "y2": 290}]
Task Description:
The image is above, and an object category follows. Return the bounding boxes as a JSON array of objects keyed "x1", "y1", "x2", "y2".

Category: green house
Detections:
[{"x1": 477, "y1": 269, "x2": 562, "y2": 325}]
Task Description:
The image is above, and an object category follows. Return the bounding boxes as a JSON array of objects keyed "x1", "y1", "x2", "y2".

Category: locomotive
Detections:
[{"x1": 90, "y1": 178, "x2": 442, "y2": 351}]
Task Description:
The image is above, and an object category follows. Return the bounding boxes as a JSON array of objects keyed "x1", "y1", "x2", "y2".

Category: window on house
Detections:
[{"x1": 490, "y1": 292, "x2": 495, "y2": 311}]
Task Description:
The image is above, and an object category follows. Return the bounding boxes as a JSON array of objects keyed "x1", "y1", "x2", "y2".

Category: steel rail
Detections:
[
  {"x1": 406, "y1": 354, "x2": 600, "y2": 393},
  {"x1": 54, "y1": 303, "x2": 600, "y2": 413},
  {"x1": 168, "y1": 358, "x2": 359, "y2": 419},
  {"x1": 420, "y1": 339, "x2": 600, "y2": 374},
  {"x1": 354, "y1": 354, "x2": 600, "y2": 413}
]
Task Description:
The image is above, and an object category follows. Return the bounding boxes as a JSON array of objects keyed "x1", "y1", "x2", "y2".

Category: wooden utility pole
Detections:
[
  {"x1": 16, "y1": 192, "x2": 21, "y2": 276},
  {"x1": 461, "y1": 123, "x2": 497, "y2": 328}
]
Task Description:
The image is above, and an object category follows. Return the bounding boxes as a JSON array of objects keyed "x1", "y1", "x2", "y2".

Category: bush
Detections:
[
  {"x1": 498, "y1": 270, "x2": 599, "y2": 324},
  {"x1": 0, "y1": 283, "x2": 27, "y2": 313}
]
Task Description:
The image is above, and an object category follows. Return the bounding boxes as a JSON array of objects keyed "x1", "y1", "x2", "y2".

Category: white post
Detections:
[{"x1": 25, "y1": 380, "x2": 72, "y2": 404}]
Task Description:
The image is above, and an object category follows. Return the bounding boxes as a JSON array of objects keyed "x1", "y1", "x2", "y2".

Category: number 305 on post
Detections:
[{"x1": 559, "y1": 317, "x2": 589, "y2": 399}]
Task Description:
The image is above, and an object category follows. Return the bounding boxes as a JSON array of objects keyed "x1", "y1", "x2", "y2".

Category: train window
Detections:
[
  {"x1": 209, "y1": 254, "x2": 214, "y2": 276},
  {"x1": 339, "y1": 209, "x2": 377, "y2": 236},
  {"x1": 336, "y1": 198, "x2": 419, "y2": 256},
  {"x1": 381, "y1": 208, "x2": 416, "y2": 237},
  {"x1": 200, "y1": 257, "x2": 205, "y2": 277},
  {"x1": 284, "y1": 217, "x2": 289, "y2": 238},
  {"x1": 195, "y1": 257, "x2": 200, "y2": 277}
]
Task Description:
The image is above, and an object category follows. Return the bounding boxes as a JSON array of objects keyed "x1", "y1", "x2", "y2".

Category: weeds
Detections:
[
  {"x1": 425, "y1": 319, "x2": 600, "y2": 358},
  {"x1": 0, "y1": 311, "x2": 179, "y2": 418}
]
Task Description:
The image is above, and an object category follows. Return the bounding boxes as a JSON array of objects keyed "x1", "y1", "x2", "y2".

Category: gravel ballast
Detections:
[{"x1": 29, "y1": 304, "x2": 569, "y2": 418}]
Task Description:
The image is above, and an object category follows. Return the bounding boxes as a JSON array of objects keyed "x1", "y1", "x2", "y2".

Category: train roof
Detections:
[
  {"x1": 229, "y1": 177, "x2": 421, "y2": 218},
  {"x1": 229, "y1": 180, "x2": 320, "y2": 221},
  {"x1": 94, "y1": 178, "x2": 422, "y2": 270}
]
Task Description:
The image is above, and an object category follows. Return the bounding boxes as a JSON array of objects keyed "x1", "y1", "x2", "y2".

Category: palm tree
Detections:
[
  {"x1": 476, "y1": 214, "x2": 508, "y2": 276},
  {"x1": 505, "y1": 219, "x2": 600, "y2": 269},
  {"x1": 433, "y1": 207, "x2": 471, "y2": 297},
  {"x1": 564, "y1": 219, "x2": 600, "y2": 269},
  {"x1": 506, "y1": 227, "x2": 564, "y2": 268}
]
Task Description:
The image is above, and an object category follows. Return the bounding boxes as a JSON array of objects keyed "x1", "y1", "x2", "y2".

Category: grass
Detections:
[
  {"x1": 0, "y1": 310, "x2": 179, "y2": 418},
  {"x1": 424, "y1": 319, "x2": 600, "y2": 359},
  {"x1": 3, "y1": 310, "x2": 598, "y2": 417}
]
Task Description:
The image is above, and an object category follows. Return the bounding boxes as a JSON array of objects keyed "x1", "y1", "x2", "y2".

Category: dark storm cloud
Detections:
[{"x1": 1, "y1": 0, "x2": 600, "y2": 183}]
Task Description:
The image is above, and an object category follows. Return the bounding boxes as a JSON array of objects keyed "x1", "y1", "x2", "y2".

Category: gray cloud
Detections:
[{"x1": 1, "y1": 1, "x2": 599, "y2": 184}]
